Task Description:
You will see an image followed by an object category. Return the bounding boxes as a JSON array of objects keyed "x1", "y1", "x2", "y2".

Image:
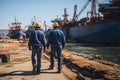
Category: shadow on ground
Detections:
[{"x1": 0, "y1": 68, "x2": 60, "y2": 77}]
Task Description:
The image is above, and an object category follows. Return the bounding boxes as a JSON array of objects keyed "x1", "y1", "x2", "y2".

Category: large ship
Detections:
[
  {"x1": 61, "y1": 0, "x2": 120, "y2": 43},
  {"x1": 8, "y1": 17, "x2": 23, "y2": 39}
]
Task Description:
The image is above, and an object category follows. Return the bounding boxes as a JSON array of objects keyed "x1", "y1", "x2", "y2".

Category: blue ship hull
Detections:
[
  {"x1": 67, "y1": 21, "x2": 120, "y2": 43},
  {"x1": 9, "y1": 30, "x2": 22, "y2": 39}
]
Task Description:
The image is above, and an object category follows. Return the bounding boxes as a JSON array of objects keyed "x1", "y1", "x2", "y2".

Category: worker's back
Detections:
[
  {"x1": 28, "y1": 28, "x2": 46, "y2": 47},
  {"x1": 48, "y1": 28, "x2": 65, "y2": 45}
]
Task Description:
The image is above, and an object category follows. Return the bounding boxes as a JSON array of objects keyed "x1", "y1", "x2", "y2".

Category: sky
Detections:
[{"x1": 0, "y1": 0, "x2": 109, "y2": 30}]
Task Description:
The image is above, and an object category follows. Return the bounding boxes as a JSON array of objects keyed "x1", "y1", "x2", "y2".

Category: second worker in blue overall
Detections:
[{"x1": 47, "y1": 22, "x2": 66, "y2": 73}]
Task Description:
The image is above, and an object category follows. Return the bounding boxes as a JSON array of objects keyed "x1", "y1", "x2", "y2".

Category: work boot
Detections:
[
  {"x1": 32, "y1": 65, "x2": 37, "y2": 74},
  {"x1": 48, "y1": 66, "x2": 54, "y2": 70},
  {"x1": 36, "y1": 70, "x2": 40, "y2": 74},
  {"x1": 57, "y1": 69, "x2": 61, "y2": 73}
]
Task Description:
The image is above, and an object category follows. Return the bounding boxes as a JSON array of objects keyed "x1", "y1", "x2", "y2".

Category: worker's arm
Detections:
[
  {"x1": 28, "y1": 32, "x2": 33, "y2": 50},
  {"x1": 61, "y1": 32, "x2": 66, "y2": 49},
  {"x1": 46, "y1": 31, "x2": 51, "y2": 49},
  {"x1": 41, "y1": 31, "x2": 47, "y2": 52}
]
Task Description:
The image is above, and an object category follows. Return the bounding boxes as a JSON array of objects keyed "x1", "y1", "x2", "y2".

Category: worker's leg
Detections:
[
  {"x1": 57, "y1": 45, "x2": 62, "y2": 72},
  {"x1": 31, "y1": 47, "x2": 37, "y2": 73},
  {"x1": 36, "y1": 47, "x2": 42, "y2": 74},
  {"x1": 50, "y1": 46, "x2": 55, "y2": 69},
  {"x1": 31, "y1": 47, "x2": 36, "y2": 66}
]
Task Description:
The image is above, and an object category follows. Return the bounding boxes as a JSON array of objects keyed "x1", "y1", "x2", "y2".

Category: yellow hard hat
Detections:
[
  {"x1": 52, "y1": 22, "x2": 59, "y2": 27},
  {"x1": 35, "y1": 22, "x2": 41, "y2": 28}
]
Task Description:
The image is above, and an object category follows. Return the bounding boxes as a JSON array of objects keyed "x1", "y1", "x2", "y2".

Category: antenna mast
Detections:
[
  {"x1": 91, "y1": 0, "x2": 96, "y2": 17},
  {"x1": 62, "y1": 8, "x2": 69, "y2": 23}
]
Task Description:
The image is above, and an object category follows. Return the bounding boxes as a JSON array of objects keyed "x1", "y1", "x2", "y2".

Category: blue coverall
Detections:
[
  {"x1": 47, "y1": 28, "x2": 66, "y2": 71},
  {"x1": 28, "y1": 28, "x2": 46, "y2": 73}
]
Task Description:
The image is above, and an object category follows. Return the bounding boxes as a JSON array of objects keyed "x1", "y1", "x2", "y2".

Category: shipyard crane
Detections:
[
  {"x1": 75, "y1": 0, "x2": 91, "y2": 20},
  {"x1": 75, "y1": 0, "x2": 98, "y2": 20},
  {"x1": 72, "y1": 5, "x2": 77, "y2": 21}
]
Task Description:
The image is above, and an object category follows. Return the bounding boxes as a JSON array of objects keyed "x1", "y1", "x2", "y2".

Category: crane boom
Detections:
[
  {"x1": 72, "y1": 5, "x2": 77, "y2": 21},
  {"x1": 75, "y1": 0, "x2": 91, "y2": 20}
]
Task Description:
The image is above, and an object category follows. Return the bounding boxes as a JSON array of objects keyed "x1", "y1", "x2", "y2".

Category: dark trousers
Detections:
[
  {"x1": 50, "y1": 45, "x2": 62, "y2": 70},
  {"x1": 31, "y1": 46, "x2": 42, "y2": 72}
]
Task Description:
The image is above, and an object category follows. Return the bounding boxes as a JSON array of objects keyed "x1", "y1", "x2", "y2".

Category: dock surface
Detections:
[
  {"x1": 0, "y1": 39, "x2": 120, "y2": 80},
  {"x1": 0, "y1": 41, "x2": 70, "y2": 80}
]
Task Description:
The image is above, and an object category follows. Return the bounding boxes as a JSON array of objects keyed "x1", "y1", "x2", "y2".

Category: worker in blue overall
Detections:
[
  {"x1": 47, "y1": 22, "x2": 66, "y2": 73},
  {"x1": 28, "y1": 22, "x2": 46, "y2": 74}
]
